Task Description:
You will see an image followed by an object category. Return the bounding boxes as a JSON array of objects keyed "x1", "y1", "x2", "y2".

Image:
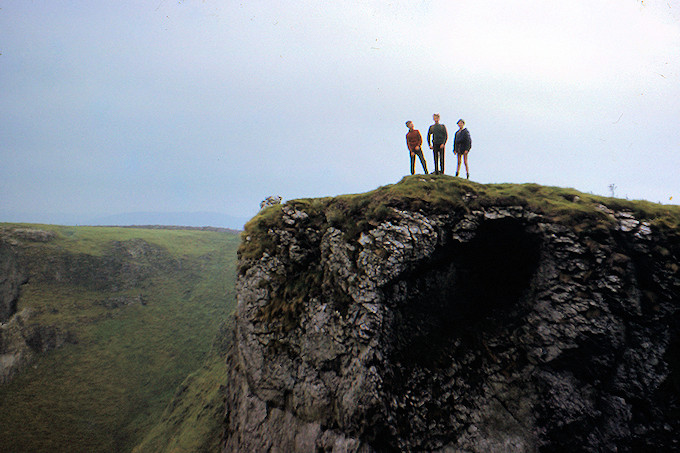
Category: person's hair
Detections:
[
  {"x1": 457, "y1": 119, "x2": 465, "y2": 125},
  {"x1": 405, "y1": 121, "x2": 412, "y2": 127},
  {"x1": 433, "y1": 113, "x2": 440, "y2": 117}
]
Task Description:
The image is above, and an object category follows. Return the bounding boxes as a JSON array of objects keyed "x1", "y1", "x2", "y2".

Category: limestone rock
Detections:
[
  {"x1": 260, "y1": 195, "x2": 283, "y2": 210},
  {"x1": 223, "y1": 194, "x2": 680, "y2": 452},
  {"x1": 0, "y1": 309, "x2": 75, "y2": 384}
]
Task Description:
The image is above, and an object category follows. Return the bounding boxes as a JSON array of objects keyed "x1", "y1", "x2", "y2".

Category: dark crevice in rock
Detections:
[
  {"x1": 370, "y1": 218, "x2": 542, "y2": 450},
  {"x1": 549, "y1": 335, "x2": 621, "y2": 387},
  {"x1": 662, "y1": 324, "x2": 680, "y2": 405},
  {"x1": 388, "y1": 218, "x2": 541, "y2": 368},
  {"x1": 1, "y1": 241, "x2": 28, "y2": 324}
]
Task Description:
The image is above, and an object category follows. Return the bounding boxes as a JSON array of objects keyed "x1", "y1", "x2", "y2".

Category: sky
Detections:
[{"x1": 1, "y1": 1, "x2": 679, "y2": 229}]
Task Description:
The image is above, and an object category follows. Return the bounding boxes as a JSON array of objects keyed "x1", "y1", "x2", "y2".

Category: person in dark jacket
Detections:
[
  {"x1": 453, "y1": 119, "x2": 472, "y2": 179},
  {"x1": 427, "y1": 113, "x2": 448, "y2": 175},
  {"x1": 405, "y1": 121, "x2": 428, "y2": 175}
]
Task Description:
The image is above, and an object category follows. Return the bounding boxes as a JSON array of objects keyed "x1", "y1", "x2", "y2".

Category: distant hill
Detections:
[
  {"x1": 87, "y1": 211, "x2": 250, "y2": 230},
  {"x1": 0, "y1": 211, "x2": 251, "y2": 231}
]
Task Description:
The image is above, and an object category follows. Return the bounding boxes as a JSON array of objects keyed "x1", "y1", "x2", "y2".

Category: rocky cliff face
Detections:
[
  {"x1": 0, "y1": 240, "x2": 26, "y2": 323},
  {"x1": 0, "y1": 230, "x2": 63, "y2": 384},
  {"x1": 222, "y1": 179, "x2": 680, "y2": 452}
]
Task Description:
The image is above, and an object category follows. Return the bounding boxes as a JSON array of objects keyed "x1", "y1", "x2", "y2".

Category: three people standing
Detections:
[{"x1": 405, "y1": 114, "x2": 472, "y2": 178}]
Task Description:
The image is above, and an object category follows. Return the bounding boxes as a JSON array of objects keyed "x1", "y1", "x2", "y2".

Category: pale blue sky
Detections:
[{"x1": 1, "y1": 1, "x2": 679, "y2": 228}]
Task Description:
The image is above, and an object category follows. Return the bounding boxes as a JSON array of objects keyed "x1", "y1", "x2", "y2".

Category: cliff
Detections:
[
  {"x1": 222, "y1": 176, "x2": 680, "y2": 452},
  {"x1": 0, "y1": 239, "x2": 27, "y2": 323}
]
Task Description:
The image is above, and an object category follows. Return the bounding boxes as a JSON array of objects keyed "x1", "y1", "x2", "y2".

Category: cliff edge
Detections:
[{"x1": 223, "y1": 176, "x2": 680, "y2": 452}]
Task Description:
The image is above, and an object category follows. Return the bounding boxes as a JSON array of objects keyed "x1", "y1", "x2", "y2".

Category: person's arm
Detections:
[
  {"x1": 443, "y1": 125, "x2": 448, "y2": 145},
  {"x1": 416, "y1": 131, "x2": 422, "y2": 149},
  {"x1": 427, "y1": 127, "x2": 432, "y2": 147}
]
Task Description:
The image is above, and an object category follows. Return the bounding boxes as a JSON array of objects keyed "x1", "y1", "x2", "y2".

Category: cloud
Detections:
[{"x1": 1, "y1": 0, "x2": 679, "y2": 227}]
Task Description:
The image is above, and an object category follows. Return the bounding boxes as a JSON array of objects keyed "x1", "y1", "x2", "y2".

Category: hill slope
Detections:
[{"x1": 0, "y1": 224, "x2": 239, "y2": 452}]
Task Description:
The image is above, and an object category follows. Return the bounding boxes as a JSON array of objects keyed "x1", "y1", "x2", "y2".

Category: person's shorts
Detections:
[{"x1": 455, "y1": 148, "x2": 470, "y2": 155}]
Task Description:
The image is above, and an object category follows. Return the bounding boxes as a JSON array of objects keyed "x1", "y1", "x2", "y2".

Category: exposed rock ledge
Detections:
[
  {"x1": 1, "y1": 308, "x2": 74, "y2": 384},
  {"x1": 222, "y1": 183, "x2": 680, "y2": 452}
]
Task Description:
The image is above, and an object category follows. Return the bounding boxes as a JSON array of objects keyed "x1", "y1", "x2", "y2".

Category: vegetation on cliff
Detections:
[
  {"x1": 239, "y1": 175, "x2": 680, "y2": 327},
  {"x1": 241, "y1": 176, "x2": 680, "y2": 263},
  {"x1": 131, "y1": 318, "x2": 234, "y2": 453}
]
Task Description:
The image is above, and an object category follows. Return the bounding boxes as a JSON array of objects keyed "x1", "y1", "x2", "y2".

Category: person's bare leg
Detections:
[
  {"x1": 463, "y1": 152, "x2": 469, "y2": 178},
  {"x1": 456, "y1": 153, "x2": 462, "y2": 176}
]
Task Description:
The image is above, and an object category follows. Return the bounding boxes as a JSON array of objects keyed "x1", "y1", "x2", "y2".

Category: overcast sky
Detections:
[{"x1": 1, "y1": 1, "x2": 679, "y2": 228}]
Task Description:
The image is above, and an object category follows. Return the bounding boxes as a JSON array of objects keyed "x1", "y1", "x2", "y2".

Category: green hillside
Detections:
[
  {"x1": 0, "y1": 224, "x2": 239, "y2": 453},
  {"x1": 132, "y1": 319, "x2": 234, "y2": 453}
]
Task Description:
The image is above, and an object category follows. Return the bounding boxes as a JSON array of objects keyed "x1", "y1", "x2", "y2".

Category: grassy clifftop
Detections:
[
  {"x1": 0, "y1": 224, "x2": 239, "y2": 453},
  {"x1": 238, "y1": 176, "x2": 680, "y2": 331},
  {"x1": 241, "y1": 175, "x2": 680, "y2": 263}
]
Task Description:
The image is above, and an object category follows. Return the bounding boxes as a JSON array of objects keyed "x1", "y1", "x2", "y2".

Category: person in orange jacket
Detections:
[{"x1": 405, "y1": 121, "x2": 428, "y2": 175}]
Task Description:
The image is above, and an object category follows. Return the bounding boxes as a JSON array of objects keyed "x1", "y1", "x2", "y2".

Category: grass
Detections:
[
  {"x1": 131, "y1": 320, "x2": 234, "y2": 453},
  {"x1": 4, "y1": 223, "x2": 229, "y2": 257},
  {"x1": 0, "y1": 224, "x2": 239, "y2": 453}
]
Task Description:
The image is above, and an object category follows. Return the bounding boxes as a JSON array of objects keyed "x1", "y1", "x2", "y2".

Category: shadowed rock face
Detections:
[
  {"x1": 223, "y1": 203, "x2": 680, "y2": 452},
  {"x1": 0, "y1": 241, "x2": 26, "y2": 323}
]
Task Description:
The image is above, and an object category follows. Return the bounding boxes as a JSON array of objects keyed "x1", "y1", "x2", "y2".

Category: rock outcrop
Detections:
[
  {"x1": 0, "y1": 240, "x2": 26, "y2": 323},
  {"x1": 222, "y1": 178, "x2": 680, "y2": 452},
  {"x1": 0, "y1": 308, "x2": 74, "y2": 384}
]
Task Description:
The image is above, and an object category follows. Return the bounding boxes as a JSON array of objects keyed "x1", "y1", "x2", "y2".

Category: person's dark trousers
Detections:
[
  {"x1": 432, "y1": 144, "x2": 445, "y2": 174},
  {"x1": 410, "y1": 149, "x2": 428, "y2": 175}
]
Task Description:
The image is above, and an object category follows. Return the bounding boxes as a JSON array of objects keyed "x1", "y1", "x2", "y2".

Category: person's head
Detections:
[
  {"x1": 433, "y1": 113, "x2": 440, "y2": 123},
  {"x1": 406, "y1": 121, "x2": 414, "y2": 130},
  {"x1": 457, "y1": 119, "x2": 465, "y2": 129}
]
